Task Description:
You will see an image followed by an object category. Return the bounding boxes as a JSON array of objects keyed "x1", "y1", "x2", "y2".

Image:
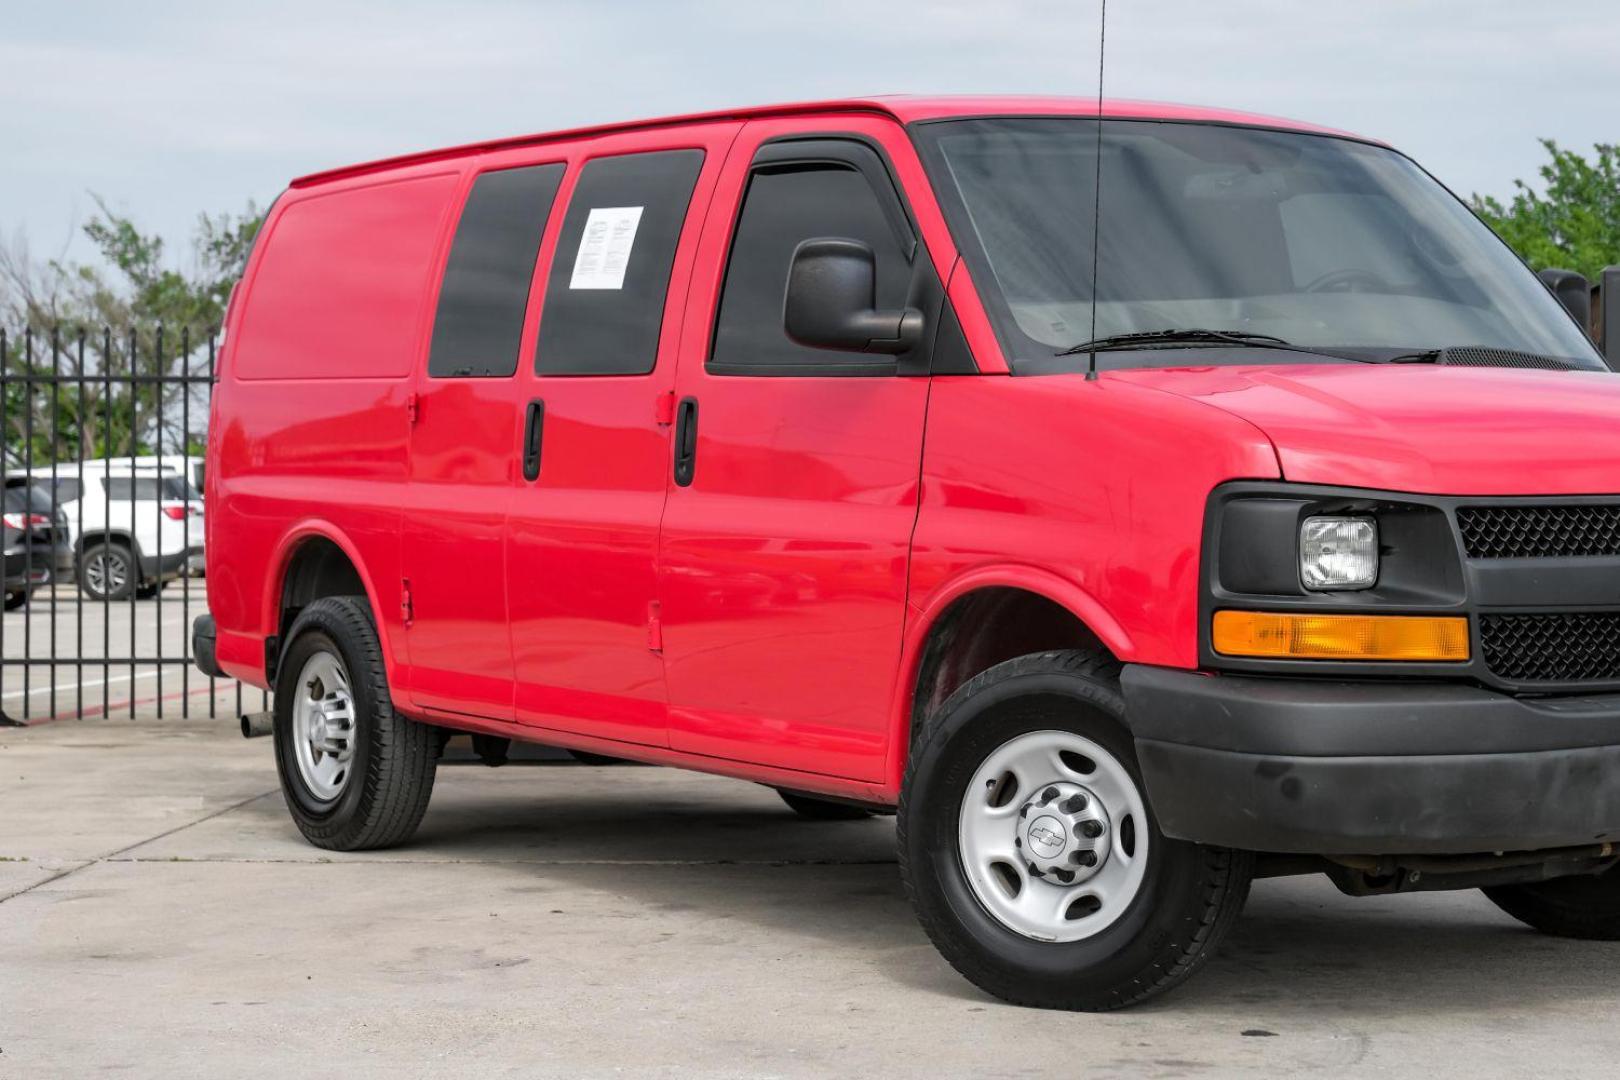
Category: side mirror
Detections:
[
  {"x1": 1538, "y1": 267, "x2": 1591, "y2": 329},
  {"x1": 784, "y1": 238, "x2": 923, "y2": 355}
]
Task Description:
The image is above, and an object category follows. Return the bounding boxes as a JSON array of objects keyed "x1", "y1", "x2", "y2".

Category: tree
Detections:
[
  {"x1": 1472, "y1": 140, "x2": 1620, "y2": 281},
  {"x1": 1, "y1": 199, "x2": 262, "y2": 467}
]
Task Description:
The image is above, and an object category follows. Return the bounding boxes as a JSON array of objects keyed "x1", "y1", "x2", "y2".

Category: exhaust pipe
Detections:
[{"x1": 240, "y1": 711, "x2": 273, "y2": 739}]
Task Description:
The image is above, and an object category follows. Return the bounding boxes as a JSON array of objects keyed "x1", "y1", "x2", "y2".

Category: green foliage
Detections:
[
  {"x1": 1472, "y1": 140, "x2": 1620, "y2": 281},
  {"x1": 1, "y1": 199, "x2": 262, "y2": 467}
]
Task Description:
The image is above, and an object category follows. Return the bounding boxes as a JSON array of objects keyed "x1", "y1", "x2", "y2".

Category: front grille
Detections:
[
  {"x1": 1457, "y1": 505, "x2": 1620, "y2": 559},
  {"x1": 1480, "y1": 612, "x2": 1620, "y2": 682}
]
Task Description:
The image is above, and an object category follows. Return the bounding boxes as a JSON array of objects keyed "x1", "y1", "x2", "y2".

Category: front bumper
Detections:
[{"x1": 1122, "y1": 664, "x2": 1620, "y2": 855}]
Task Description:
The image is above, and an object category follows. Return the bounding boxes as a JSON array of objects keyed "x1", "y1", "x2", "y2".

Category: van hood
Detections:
[{"x1": 1111, "y1": 363, "x2": 1620, "y2": 496}]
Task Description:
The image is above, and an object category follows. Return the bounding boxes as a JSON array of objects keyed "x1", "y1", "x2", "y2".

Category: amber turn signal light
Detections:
[{"x1": 1212, "y1": 610, "x2": 1470, "y2": 662}]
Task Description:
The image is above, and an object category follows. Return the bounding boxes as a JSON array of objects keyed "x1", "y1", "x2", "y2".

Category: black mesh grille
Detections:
[
  {"x1": 1440, "y1": 346, "x2": 1575, "y2": 371},
  {"x1": 1480, "y1": 613, "x2": 1620, "y2": 682},
  {"x1": 1457, "y1": 505, "x2": 1620, "y2": 559}
]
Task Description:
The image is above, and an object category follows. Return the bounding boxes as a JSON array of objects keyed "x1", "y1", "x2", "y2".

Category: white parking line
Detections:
[{"x1": 1, "y1": 667, "x2": 177, "y2": 701}]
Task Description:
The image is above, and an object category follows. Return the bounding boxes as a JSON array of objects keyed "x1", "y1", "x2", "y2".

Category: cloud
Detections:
[{"x1": 2, "y1": 0, "x2": 1616, "y2": 262}]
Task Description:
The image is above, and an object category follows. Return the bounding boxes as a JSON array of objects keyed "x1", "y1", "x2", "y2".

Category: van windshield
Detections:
[{"x1": 914, "y1": 118, "x2": 1606, "y2": 374}]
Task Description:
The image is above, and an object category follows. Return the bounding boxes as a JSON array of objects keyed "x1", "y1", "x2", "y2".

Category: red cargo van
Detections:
[{"x1": 194, "y1": 96, "x2": 1620, "y2": 1010}]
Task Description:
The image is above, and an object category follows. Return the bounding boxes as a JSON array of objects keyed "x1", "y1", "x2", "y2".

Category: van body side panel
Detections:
[
  {"x1": 400, "y1": 359, "x2": 522, "y2": 719},
  {"x1": 907, "y1": 375, "x2": 1282, "y2": 675},
  {"x1": 401, "y1": 160, "x2": 567, "y2": 721},
  {"x1": 208, "y1": 170, "x2": 460, "y2": 689},
  {"x1": 507, "y1": 124, "x2": 740, "y2": 747},
  {"x1": 656, "y1": 116, "x2": 949, "y2": 782}
]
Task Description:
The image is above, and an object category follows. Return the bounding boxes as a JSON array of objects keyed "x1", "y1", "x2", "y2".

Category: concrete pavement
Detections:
[{"x1": 4, "y1": 714, "x2": 1620, "y2": 1078}]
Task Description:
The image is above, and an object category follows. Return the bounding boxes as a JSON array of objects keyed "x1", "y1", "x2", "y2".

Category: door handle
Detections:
[
  {"x1": 522, "y1": 398, "x2": 545, "y2": 481},
  {"x1": 673, "y1": 396, "x2": 698, "y2": 487}
]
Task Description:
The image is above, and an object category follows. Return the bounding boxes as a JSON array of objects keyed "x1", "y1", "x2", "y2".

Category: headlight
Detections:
[{"x1": 1299, "y1": 516, "x2": 1378, "y2": 590}]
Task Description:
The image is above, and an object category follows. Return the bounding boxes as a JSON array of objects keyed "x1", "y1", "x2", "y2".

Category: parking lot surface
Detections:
[
  {"x1": 1, "y1": 582, "x2": 259, "y2": 723},
  {"x1": 4, "y1": 714, "x2": 1620, "y2": 1078}
]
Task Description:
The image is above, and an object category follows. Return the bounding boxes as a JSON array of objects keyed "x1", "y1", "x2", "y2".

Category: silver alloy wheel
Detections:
[
  {"x1": 958, "y1": 729, "x2": 1150, "y2": 942},
  {"x1": 291, "y1": 650, "x2": 357, "y2": 802},
  {"x1": 84, "y1": 549, "x2": 128, "y2": 596}
]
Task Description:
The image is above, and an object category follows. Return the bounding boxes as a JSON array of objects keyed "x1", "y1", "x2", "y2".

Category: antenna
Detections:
[{"x1": 1086, "y1": 0, "x2": 1107, "y2": 382}]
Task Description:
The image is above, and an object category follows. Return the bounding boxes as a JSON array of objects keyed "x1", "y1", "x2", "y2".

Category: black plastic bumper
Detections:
[
  {"x1": 1121, "y1": 665, "x2": 1620, "y2": 855},
  {"x1": 192, "y1": 614, "x2": 222, "y2": 678},
  {"x1": 4, "y1": 544, "x2": 54, "y2": 591},
  {"x1": 139, "y1": 546, "x2": 198, "y2": 583}
]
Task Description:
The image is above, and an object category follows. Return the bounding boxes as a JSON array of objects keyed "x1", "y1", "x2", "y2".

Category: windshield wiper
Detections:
[
  {"x1": 1055, "y1": 328, "x2": 1297, "y2": 356},
  {"x1": 1383, "y1": 349, "x2": 1444, "y2": 364}
]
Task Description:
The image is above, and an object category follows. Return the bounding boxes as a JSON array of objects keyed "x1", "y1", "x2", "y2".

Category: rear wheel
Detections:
[
  {"x1": 899, "y1": 650, "x2": 1253, "y2": 1011},
  {"x1": 1485, "y1": 865, "x2": 1620, "y2": 939},
  {"x1": 79, "y1": 542, "x2": 135, "y2": 602},
  {"x1": 273, "y1": 596, "x2": 438, "y2": 851},
  {"x1": 3, "y1": 590, "x2": 26, "y2": 612},
  {"x1": 777, "y1": 789, "x2": 873, "y2": 820}
]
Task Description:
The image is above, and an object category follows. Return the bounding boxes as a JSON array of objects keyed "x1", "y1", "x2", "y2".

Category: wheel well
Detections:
[
  {"x1": 76, "y1": 531, "x2": 135, "y2": 556},
  {"x1": 909, "y1": 587, "x2": 1110, "y2": 746},
  {"x1": 276, "y1": 537, "x2": 367, "y2": 677}
]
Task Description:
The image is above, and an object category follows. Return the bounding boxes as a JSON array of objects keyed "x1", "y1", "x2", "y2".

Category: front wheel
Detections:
[
  {"x1": 3, "y1": 590, "x2": 26, "y2": 612},
  {"x1": 899, "y1": 650, "x2": 1253, "y2": 1011},
  {"x1": 273, "y1": 596, "x2": 439, "y2": 851},
  {"x1": 1485, "y1": 865, "x2": 1620, "y2": 939}
]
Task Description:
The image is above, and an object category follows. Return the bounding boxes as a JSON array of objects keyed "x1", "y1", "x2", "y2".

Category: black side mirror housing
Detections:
[
  {"x1": 1539, "y1": 267, "x2": 1591, "y2": 329},
  {"x1": 1596, "y1": 266, "x2": 1620, "y2": 369},
  {"x1": 784, "y1": 238, "x2": 923, "y2": 355}
]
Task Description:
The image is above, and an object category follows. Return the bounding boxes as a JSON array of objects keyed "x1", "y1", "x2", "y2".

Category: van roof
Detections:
[{"x1": 290, "y1": 95, "x2": 1373, "y2": 189}]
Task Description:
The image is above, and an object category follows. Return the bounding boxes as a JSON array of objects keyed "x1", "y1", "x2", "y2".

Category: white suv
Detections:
[{"x1": 28, "y1": 462, "x2": 204, "y2": 601}]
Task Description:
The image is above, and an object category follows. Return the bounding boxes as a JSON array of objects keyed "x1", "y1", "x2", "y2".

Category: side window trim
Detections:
[{"x1": 749, "y1": 138, "x2": 917, "y2": 262}]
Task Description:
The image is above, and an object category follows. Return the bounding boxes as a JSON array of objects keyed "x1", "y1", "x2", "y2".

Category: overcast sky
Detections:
[{"x1": 4, "y1": 1, "x2": 1617, "y2": 271}]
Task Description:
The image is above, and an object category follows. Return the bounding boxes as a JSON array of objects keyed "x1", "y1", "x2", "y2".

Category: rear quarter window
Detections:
[
  {"x1": 233, "y1": 173, "x2": 459, "y2": 380},
  {"x1": 428, "y1": 163, "x2": 565, "y2": 378}
]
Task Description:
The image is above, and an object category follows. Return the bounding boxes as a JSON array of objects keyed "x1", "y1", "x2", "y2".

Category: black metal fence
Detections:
[{"x1": 0, "y1": 325, "x2": 266, "y2": 725}]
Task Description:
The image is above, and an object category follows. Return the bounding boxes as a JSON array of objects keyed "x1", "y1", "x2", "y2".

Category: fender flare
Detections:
[
  {"x1": 882, "y1": 564, "x2": 1136, "y2": 795},
  {"x1": 262, "y1": 520, "x2": 398, "y2": 684}
]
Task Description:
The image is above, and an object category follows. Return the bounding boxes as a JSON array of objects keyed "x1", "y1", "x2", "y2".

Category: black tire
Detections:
[
  {"x1": 79, "y1": 541, "x2": 135, "y2": 602},
  {"x1": 1484, "y1": 866, "x2": 1620, "y2": 939},
  {"x1": 135, "y1": 581, "x2": 162, "y2": 600},
  {"x1": 899, "y1": 650, "x2": 1254, "y2": 1012},
  {"x1": 3, "y1": 590, "x2": 26, "y2": 612},
  {"x1": 273, "y1": 596, "x2": 438, "y2": 851},
  {"x1": 777, "y1": 788, "x2": 873, "y2": 820}
]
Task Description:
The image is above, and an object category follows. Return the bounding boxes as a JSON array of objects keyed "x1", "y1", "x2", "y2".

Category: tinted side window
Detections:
[
  {"x1": 3, "y1": 483, "x2": 54, "y2": 513},
  {"x1": 104, "y1": 477, "x2": 164, "y2": 500},
  {"x1": 535, "y1": 150, "x2": 704, "y2": 376},
  {"x1": 428, "y1": 163, "x2": 564, "y2": 378},
  {"x1": 709, "y1": 164, "x2": 911, "y2": 375},
  {"x1": 53, "y1": 478, "x2": 82, "y2": 503}
]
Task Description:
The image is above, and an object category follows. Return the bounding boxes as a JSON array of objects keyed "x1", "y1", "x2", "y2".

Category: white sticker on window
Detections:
[{"x1": 569, "y1": 206, "x2": 644, "y2": 290}]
